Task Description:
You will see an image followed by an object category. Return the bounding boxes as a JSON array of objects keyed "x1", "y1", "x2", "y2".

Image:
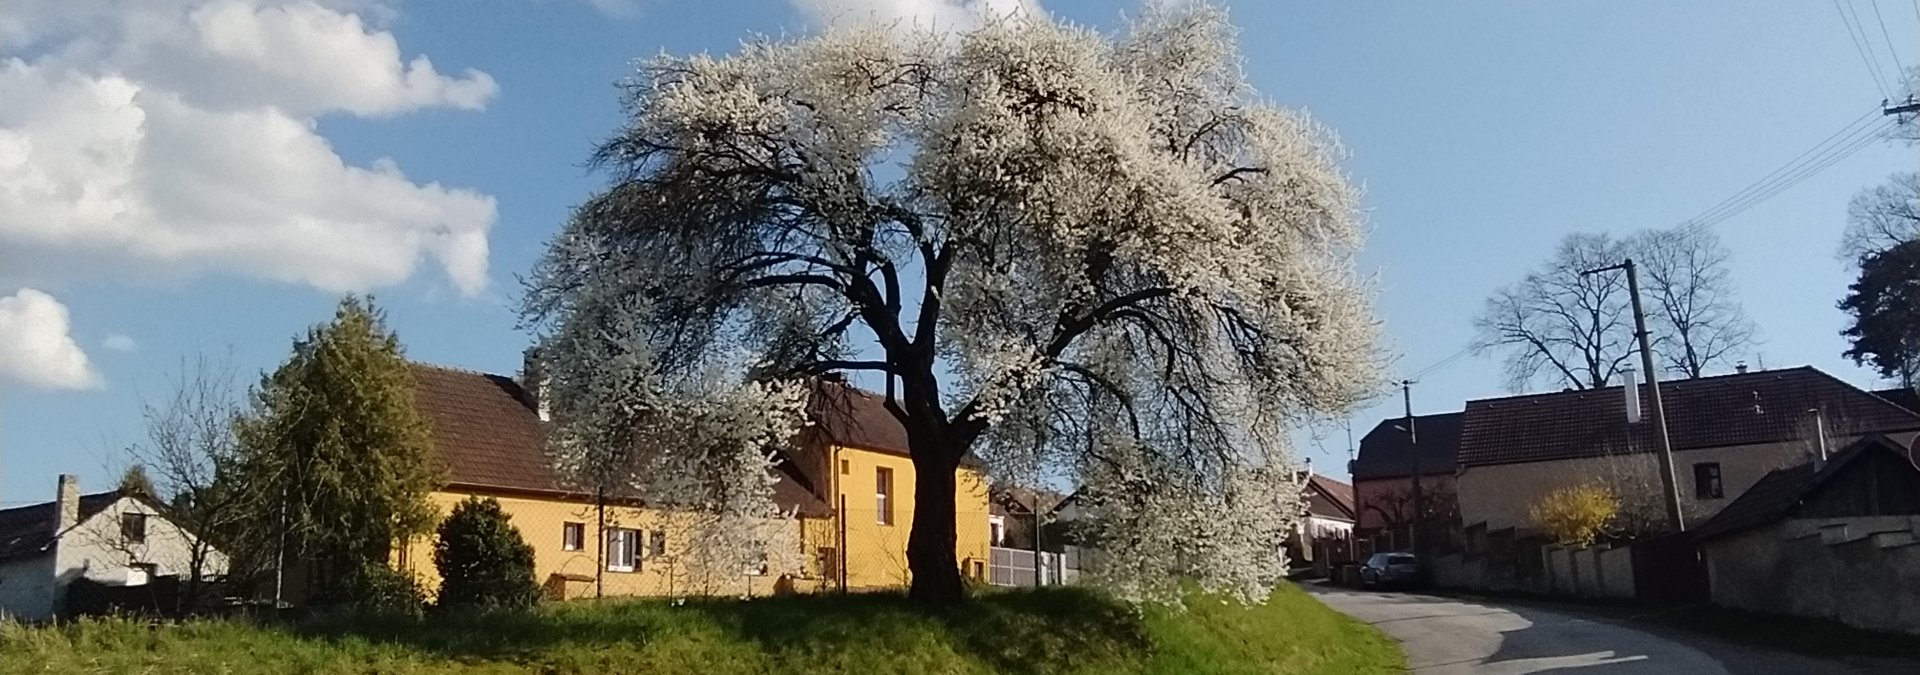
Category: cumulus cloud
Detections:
[
  {"x1": 103, "y1": 334, "x2": 138, "y2": 352},
  {"x1": 791, "y1": 0, "x2": 1037, "y2": 31},
  {"x1": 0, "y1": 289, "x2": 102, "y2": 390},
  {"x1": 0, "y1": 0, "x2": 499, "y2": 296}
]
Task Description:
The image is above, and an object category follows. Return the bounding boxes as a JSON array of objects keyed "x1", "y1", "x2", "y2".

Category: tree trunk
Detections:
[{"x1": 906, "y1": 447, "x2": 963, "y2": 607}]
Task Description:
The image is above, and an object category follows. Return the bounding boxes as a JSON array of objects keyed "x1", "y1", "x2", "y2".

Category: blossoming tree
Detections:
[{"x1": 522, "y1": 4, "x2": 1380, "y2": 606}]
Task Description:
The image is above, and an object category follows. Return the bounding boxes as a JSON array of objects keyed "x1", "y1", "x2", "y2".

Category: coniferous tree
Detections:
[{"x1": 234, "y1": 296, "x2": 440, "y2": 607}]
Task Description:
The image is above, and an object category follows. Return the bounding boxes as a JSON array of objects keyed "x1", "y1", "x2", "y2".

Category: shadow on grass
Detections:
[{"x1": 286, "y1": 587, "x2": 1151, "y2": 674}]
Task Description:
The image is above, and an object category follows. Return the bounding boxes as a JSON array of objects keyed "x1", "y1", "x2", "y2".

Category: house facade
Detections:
[
  {"x1": 1302, "y1": 474, "x2": 1357, "y2": 541},
  {"x1": 1351, "y1": 412, "x2": 1462, "y2": 550},
  {"x1": 1693, "y1": 435, "x2": 1920, "y2": 634},
  {"x1": 1455, "y1": 367, "x2": 1920, "y2": 533},
  {"x1": 397, "y1": 363, "x2": 991, "y2": 600},
  {"x1": 0, "y1": 476, "x2": 227, "y2": 621}
]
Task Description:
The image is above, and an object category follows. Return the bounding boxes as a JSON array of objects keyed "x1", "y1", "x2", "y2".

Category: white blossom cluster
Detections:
[
  {"x1": 524, "y1": 2, "x2": 1381, "y2": 604},
  {"x1": 540, "y1": 282, "x2": 814, "y2": 581}
]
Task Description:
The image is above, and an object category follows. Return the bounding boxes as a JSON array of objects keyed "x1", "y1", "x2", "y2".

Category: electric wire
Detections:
[
  {"x1": 1679, "y1": 113, "x2": 1895, "y2": 231},
  {"x1": 1839, "y1": 0, "x2": 1895, "y2": 98}
]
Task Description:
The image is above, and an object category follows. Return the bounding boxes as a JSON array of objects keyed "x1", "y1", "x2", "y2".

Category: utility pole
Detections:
[
  {"x1": 1402, "y1": 380, "x2": 1421, "y2": 555},
  {"x1": 1885, "y1": 95, "x2": 1920, "y2": 116},
  {"x1": 1580, "y1": 258, "x2": 1687, "y2": 532}
]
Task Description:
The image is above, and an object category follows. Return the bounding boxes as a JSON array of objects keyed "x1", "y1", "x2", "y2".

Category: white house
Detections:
[{"x1": 0, "y1": 475, "x2": 227, "y2": 621}]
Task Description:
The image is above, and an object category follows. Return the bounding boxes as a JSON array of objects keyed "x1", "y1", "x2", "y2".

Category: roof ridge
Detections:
[
  {"x1": 411, "y1": 361, "x2": 511, "y2": 378},
  {"x1": 1465, "y1": 365, "x2": 1823, "y2": 407}
]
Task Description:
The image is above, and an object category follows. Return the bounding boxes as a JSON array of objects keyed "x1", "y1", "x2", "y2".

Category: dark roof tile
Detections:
[
  {"x1": 1692, "y1": 434, "x2": 1912, "y2": 541},
  {"x1": 1353, "y1": 412, "x2": 1462, "y2": 479},
  {"x1": 1457, "y1": 367, "x2": 1920, "y2": 467}
]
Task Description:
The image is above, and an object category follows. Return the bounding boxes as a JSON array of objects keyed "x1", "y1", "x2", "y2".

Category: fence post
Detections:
[{"x1": 837, "y1": 494, "x2": 848, "y2": 593}]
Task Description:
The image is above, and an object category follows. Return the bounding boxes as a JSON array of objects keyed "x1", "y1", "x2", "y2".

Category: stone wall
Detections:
[{"x1": 1702, "y1": 516, "x2": 1920, "y2": 634}]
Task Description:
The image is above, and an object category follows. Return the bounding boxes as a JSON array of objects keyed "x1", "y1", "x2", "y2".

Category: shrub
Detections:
[
  {"x1": 433, "y1": 497, "x2": 539, "y2": 610},
  {"x1": 1529, "y1": 483, "x2": 1620, "y2": 547},
  {"x1": 338, "y1": 562, "x2": 426, "y2": 617}
]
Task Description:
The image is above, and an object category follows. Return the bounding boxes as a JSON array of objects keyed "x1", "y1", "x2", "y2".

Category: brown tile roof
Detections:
[
  {"x1": 1692, "y1": 434, "x2": 1914, "y2": 541},
  {"x1": 1306, "y1": 474, "x2": 1356, "y2": 521},
  {"x1": 411, "y1": 365, "x2": 561, "y2": 493},
  {"x1": 409, "y1": 364, "x2": 829, "y2": 518},
  {"x1": 1456, "y1": 367, "x2": 1920, "y2": 468},
  {"x1": 808, "y1": 380, "x2": 910, "y2": 456},
  {"x1": 1353, "y1": 412, "x2": 1463, "y2": 480}
]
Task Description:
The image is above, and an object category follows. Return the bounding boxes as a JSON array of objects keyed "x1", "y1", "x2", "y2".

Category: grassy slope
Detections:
[{"x1": 0, "y1": 584, "x2": 1400, "y2": 675}]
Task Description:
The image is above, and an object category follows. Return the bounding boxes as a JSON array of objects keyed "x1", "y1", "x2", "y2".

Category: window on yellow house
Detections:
[
  {"x1": 562, "y1": 522, "x2": 585, "y2": 551},
  {"x1": 876, "y1": 467, "x2": 894, "y2": 525},
  {"x1": 608, "y1": 529, "x2": 638, "y2": 572},
  {"x1": 649, "y1": 530, "x2": 667, "y2": 558}
]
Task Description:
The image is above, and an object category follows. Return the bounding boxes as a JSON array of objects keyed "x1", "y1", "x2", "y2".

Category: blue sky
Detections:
[{"x1": 2, "y1": 0, "x2": 1915, "y2": 503}]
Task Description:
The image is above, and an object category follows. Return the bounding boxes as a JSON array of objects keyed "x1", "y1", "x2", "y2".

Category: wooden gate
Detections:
[{"x1": 1631, "y1": 533, "x2": 1708, "y2": 603}]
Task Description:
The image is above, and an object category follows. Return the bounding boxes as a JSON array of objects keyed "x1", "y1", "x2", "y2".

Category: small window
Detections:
[
  {"x1": 876, "y1": 467, "x2": 895, "y2": 525},
  {"x1": 562, "y1": 522, "x2": 585, "y2": 551},
  {"x1": 971, "y1": 560, "x2": 986, "y2": 580},
  {"x1": 840, "y1": 459, "x2": 850, "y2": 475},
  {"x1": 1693, "y1": 463, "x2": 1724, "y2": 499},
  {"x1": 988, "y1": 515, "x2": 1006, "y2": 546},
  {"x1": 649, "y1": 530, "x2": 667, "y2": 558},
  {"x1": 607, "y1": 529, "x2": 638, "y2": 572},
  {"x1": 120, "y1": 513, "x2": 148, "y2": 544}
]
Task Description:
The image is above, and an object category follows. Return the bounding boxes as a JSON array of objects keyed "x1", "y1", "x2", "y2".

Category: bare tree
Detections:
[
  {"x1": 1841, "y1": 173, "x2": 1919, "y2": 261},
  {"x1": 126, "y1": 353, "x2": 263, "y2": 612},
  {"x1": 1474, "y1": 233, "x2": 1636, "y2": 391},
  {"x1": 1634, "y1": 226, "x2": 1757, "y2": 379}
]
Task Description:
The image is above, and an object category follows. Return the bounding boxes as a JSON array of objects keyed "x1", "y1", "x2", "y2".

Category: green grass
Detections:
[{"x1": 0, "y1": 584, "x2": 1401, "y2": 675}]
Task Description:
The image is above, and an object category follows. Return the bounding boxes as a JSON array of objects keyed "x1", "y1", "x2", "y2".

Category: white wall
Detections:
[
  {"x1": 0, "y1": 554, "x2": 58, "y2": 622},
  {"x1": 50, "y1": 497, "x2": 228, "y2": 615}
]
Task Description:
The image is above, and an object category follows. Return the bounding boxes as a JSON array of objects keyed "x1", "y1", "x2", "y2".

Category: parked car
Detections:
[{"x1": 1359, "y1": 552, "x2": 1425, "y2": 589}]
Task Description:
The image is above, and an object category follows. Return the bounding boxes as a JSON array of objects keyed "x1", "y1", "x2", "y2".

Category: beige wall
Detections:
[
  {"x1": 1458, "y1": 432, "x2": 1920, "y2": 532},
  {"x1": 826, "y1": 445, "x2": 992, "y2": 589},
  {"x1": 400, "y1": 490, "x2": 828, "y2": 600},
  {"x1": 399, "y1": 446, "x2": 994, "y2": 599}
]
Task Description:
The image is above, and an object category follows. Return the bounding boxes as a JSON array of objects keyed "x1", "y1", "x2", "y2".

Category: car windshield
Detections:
[{"x1": 1386, "y1": 554, "x2": 1417, "y2": 565}]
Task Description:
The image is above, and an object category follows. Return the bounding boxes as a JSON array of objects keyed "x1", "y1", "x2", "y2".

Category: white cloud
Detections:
[
  {"x1": 0, "y1": 289, "x2": 102, "y2": 390},
  {"x1": 791, "y1": 0, "x2": 1037, "y2": 31},
  {"x1": 0, "y1": 0, "x2": 498, "y2": 296},
  {"x1": 103, "y1": 334, "x2": 138, "y2": 352}
]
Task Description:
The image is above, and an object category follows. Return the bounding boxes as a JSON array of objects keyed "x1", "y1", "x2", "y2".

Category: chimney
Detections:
[
  {"x1": 55, "y1": 474, "x2": 79, "y2": 534},
  {"x1": 1809, "y1": 408, "x2": 1829, "y2": 471},
  {"x1": 1622, "y1": 368, "x2": 1643, "y2": 424},
  {"x1": 1736, "y1": 361, "x2": 1749, "y2": 374},
  {"x1": 522, "y1": 347, "x2": 550, "y2": 422}
]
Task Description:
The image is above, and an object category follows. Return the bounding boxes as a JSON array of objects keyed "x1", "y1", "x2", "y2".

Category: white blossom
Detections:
[{"x1": 525, "y1": 2, "x2": 1381, "y2": 604}]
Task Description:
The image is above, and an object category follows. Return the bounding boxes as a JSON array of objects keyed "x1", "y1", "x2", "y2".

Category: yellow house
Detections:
[{"x1": 400, "y1": 363, "x2": 991, "y2": 599}]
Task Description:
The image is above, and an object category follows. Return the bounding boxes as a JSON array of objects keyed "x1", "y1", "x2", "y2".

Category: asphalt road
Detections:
[{"x1": 1307, "y1": 585, "x2": 1884, "y2": 675}]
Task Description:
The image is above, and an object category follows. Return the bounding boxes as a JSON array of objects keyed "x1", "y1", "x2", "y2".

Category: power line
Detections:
[
  {"x1": 1685, "y1": 119, "x2": 1896, "y2": 231},
  {"x1": 1838, "y1": 0, "x2": 1894, "y2": 98},
  {"x1": 1678, "y1": 108, "x2": 1881, "y2": 229},
  {"x1": 1869, "y1": 0, "x2": 1909, "y2": 79},
  {"x1": 1409, "y1": 345, "x2": 1474, "y2": 380}
]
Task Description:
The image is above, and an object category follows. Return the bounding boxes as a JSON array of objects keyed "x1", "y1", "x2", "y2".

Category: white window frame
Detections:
[
  {"x1": 562, "y1": 522, "x2": 584, "y2": 551},
  {"x1": 607, "y1": 528, "x2": 638, "y2": 572},
  {"x1": 876, "y1": 467, "x2": 894, "y2": 525},
  {"x1": 988, "y1": 515, "x2": 1006, "y2": 546}
]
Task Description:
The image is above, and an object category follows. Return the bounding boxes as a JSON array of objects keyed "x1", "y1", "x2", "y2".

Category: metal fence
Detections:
[{"x1": 988, "y1": 545, "x2": 1084, "y2": 587}]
